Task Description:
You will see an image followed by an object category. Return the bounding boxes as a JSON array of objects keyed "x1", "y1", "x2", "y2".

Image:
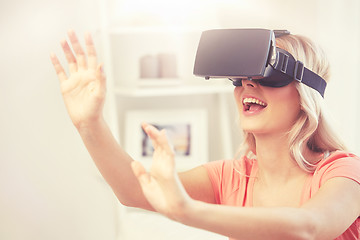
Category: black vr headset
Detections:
[{"x1": 193, "y1": 29, "x2": 327, "y2": 97}]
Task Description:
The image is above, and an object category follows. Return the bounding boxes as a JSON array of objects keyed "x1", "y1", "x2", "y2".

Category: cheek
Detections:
[
  {"x1": 268, "y1": 83, "x2": 298, "y2": 101},
  {"x1": 233, "y1": 86, "x2": 241, "y2": 99},
  {"x1": 233, "y1": 87, "x2": 243, "y2": 108},
  {"x1": 267, "y1": 84, "x2": 301, "y2": 123}
]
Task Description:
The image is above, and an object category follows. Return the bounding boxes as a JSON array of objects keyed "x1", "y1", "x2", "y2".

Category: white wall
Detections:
[
  {"x1": 316, "y1": 0, "x2": 360, "y2": 154},
  {"x1": 0, "y1": 0, "x2": 119, "y2": 239},
  {"x1": 0, "y1": 0, "x2": 359, "y2": 240}
]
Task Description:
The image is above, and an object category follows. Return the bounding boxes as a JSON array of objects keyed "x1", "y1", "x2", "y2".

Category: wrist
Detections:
[
  {"x1": 76, "y1": 116, "x2": 107, "y2": 135},
  {"x1": 175, "y1": 198, "x2": 202, "y2": 225}
]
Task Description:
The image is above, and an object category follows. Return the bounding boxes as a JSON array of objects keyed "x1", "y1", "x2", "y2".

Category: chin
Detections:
[
  {"x1": 241, "y1": 126, "x2": 267, "y2": 134},
  {"x1": 241, "y1": 122, "x2": 280, "y2": 135},
  {"x1": 240, "y1": 119, "x2": 265, "y2": 132}
]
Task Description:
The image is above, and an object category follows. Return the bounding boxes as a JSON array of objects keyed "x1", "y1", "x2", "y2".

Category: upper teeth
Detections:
[{"x1": 243, "y1": 98, "x2": 267, "y2": 106}]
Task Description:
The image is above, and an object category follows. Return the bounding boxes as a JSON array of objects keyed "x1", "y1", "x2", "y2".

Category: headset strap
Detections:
[{"x1": 276, "y1": 50, "x2": 327, "y2": 97}]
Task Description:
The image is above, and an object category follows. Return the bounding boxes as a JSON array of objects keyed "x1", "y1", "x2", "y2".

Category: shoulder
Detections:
[
  {"x1": 202, "y1": 156, "x2": 257, "y2": 204},
  {"x1": 318, "y1": 150, "x2": 360, "y2": 164},
  {"x1": 203, "y1": 156, "x2": 257, "y2": 191},
  {"x1": 313, "y1": 150, "x2": 360, "y2": 186},
  {"x1": 316, "y1": 151, "x2": 360, "y2": 173}
]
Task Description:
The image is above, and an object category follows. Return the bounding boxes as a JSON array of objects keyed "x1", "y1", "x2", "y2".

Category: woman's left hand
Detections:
[{"x1": 131, "y1": 123, "x2": 192, "y2": 221}]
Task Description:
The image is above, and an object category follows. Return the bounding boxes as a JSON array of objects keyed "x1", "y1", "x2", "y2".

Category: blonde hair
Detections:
[{"x1": 239, "y1": 34, "x2": 347, "y2": 172}]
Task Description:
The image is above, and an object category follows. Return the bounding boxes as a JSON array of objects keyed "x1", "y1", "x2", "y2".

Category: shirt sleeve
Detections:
[
  {"x1": 202, "y1": 160, "x2": 226, "y2": 204},
  {"x1": 315, "y1": 151, "x2": 360, "y2": 187},
  {"x1": 203, "y1": 158, "x2": 251, "y2": 205}
]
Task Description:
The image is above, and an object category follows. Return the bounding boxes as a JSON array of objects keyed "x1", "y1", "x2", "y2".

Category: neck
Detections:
[{"x1": 252, "y1": 132, "x2": 307, "y2": 184}]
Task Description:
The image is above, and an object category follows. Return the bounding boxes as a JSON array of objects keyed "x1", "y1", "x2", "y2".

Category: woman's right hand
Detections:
[{"x1": 50, "y1": 30, "x2": 106, "y2": 130}]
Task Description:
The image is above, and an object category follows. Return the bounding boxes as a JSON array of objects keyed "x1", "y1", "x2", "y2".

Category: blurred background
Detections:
[{"x1": 1, "y1": 0, "x2": 359, "y2": 239}]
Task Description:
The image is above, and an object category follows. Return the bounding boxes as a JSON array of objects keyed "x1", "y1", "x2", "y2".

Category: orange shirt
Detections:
[{"x1": 203, "y1": 151, "x2": 360, "y2": 240}]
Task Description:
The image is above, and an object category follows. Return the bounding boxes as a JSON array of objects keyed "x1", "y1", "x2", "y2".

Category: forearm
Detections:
[
  {"x1": 77, "y1": 118, "x2": 153, "y2": 210},
  {"x1": 180, "y1": 200, "x2": 316, "y2": 240},
  {"x1": 52, "y1": 31, "x2": 154, "y2": 210}
]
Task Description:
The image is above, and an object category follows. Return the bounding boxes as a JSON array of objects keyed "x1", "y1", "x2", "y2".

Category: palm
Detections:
[
  {"x1": 61, "y1": 69, "x2": 104, "y2": 126},
  {"x1": 131, "y1": 123, "x2": 191, "y2": 220},
  {"x1": 51, "y1": 30, "x2": 106, "y2": 128}
]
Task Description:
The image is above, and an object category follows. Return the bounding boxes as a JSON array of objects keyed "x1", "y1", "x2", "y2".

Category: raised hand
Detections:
[
  {"x1": 50, "y1": 30, "x2": 106, "y2": 129},
  {"x1": 131, "y1": 123, "x2": 193, "y2": 220}
]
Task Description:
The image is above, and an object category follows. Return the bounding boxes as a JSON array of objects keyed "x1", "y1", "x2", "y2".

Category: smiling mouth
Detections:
[{"x1": 243, "y1": 97, "x2": 267, "y2": 112}]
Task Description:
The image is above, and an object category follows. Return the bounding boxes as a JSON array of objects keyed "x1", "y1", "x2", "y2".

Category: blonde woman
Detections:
[{"x1": 51, "y1": 30, "x2": 360, "y2": 240}]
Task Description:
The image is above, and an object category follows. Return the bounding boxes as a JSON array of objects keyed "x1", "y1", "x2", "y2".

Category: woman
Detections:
[{"x1": 51, "y1": 30, "x2": 360, "y2": 240}]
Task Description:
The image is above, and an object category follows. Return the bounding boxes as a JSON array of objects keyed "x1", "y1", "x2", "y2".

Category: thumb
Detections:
[{"x1": 131, "y1": 161, "x2": 150, "y2": 185}]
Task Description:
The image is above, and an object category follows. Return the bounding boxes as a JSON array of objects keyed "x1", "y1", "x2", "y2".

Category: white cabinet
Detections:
[{"x1": 99, "y1": 26, "x2": 235, "y2": 162}]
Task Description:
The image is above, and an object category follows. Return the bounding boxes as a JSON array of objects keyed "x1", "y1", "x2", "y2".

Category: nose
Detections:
[{"x1": 241, "y1": 79, "x2": 258, "y2": 88}]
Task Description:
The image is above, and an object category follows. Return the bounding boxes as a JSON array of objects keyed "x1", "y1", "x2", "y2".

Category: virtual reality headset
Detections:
[{"x1": 193, "y1": 29, "x2": 327, "y2": 97}]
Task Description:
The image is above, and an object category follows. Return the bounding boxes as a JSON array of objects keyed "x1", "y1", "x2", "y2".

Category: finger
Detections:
[
  {"x1": 95, "y1": 63, "x2": 106, "y2": 92},
  {"x1": 152, "y1": 143, "x2": 175, "y2": 171},
  {"x1": 141, "y1": 122, "x2": 157, "y2": 139},
  {"x1": 85, "y1": 32, "x2": 97, "y2": 70},
  {"x1": 142, "y1": 122, "x2": 158, "y2": 136},
  {"x1": 157, "y1": 129, "x2": 174, "y2": 153},
  {"x1": 60, "y1": 40, "x2": 78, "y2": 74},
  {"x1": 143, "y1": 124, "x2": 173, "y2": 154},
  {"x1": 50, "y1": 53, "x2": 68, "y2": 82},
  {"x1": 67, "y1": 29, "x2": 87, "y2": 69},
  {"x1": 142, "y1": 123, "x2": 163, "y2": 149}
]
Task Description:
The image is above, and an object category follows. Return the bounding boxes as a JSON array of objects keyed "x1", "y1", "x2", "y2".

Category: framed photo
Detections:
[{"x1": 124, "y1": 109, "x2": 208, "y2": 171}]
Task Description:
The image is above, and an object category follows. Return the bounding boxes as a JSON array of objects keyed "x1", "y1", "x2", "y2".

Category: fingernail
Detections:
[{"x1": 60, "y1": 39, "x2": 67, "y2": 47}]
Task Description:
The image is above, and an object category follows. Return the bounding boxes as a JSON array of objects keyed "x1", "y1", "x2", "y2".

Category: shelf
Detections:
[
  {"x1": 136, "y1": 78, "x2": 182, "y2": 87},
  {"x1": 113, "y1": 84, "x2": 234, "y2": 97}
]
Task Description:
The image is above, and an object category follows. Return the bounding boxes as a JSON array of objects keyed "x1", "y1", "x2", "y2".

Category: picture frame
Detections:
[{"x1": 124, "y1": 109, "x2": 208, "y2": 171}]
